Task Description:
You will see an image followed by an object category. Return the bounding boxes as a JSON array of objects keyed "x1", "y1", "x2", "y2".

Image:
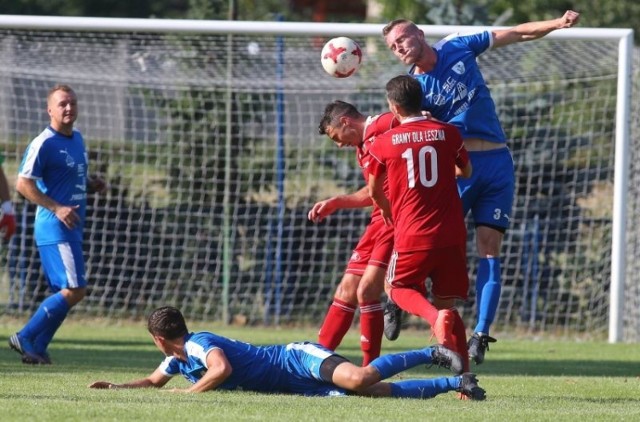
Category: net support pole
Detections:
[
  {"x1": 273, "y1": 14, "x2": 286, "y2": 325},
  {"x1": 221, "y1": 32, "x2": 233, "y2": 325},
  {"x1": 608, "y1": 30, "x2": 634, "y2": 343}
]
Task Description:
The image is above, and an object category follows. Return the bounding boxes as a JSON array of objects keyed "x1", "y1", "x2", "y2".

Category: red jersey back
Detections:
[
  {"x1": 368, "y1": 116, "x2": 469, "y2": 251},
  {"x1": 358, "y1": 112, "x2": 397, "y2": 222}
]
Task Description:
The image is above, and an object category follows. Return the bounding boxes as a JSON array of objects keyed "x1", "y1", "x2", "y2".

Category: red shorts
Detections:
[
  {"x1": 385, "y1": 244, "x2": 469, "y2": 300},
  {"x1": 345, "y1": 218, "x2": 394, "y2": 275}
]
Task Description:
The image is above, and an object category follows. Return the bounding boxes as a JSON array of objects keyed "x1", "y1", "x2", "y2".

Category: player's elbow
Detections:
[
  {"x1": 15, "y1": 176, "x2": 28, "y2": 196},
  {"x1": 460, "y1": 163, "x2": 472, "y2": 179}
]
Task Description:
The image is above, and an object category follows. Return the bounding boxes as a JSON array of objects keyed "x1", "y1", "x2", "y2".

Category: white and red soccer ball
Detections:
[{"x1": 320, "y1": 37, "x2": 362, "y2": 78}]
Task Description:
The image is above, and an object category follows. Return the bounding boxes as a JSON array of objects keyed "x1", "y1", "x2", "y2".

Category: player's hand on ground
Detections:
[
  {"x1": 54, "y1": 205, "x2": 80, "y2": 229},
  {"x1": 559, "y1": 10, "x2": 580, "y2": 28},
  {"x1": 0, "y1": 213, "x2": 16, "y2": 241},
  {"x1": 308, "y1": 198, "x2": 336, "y2": 223},
  {"x1": 89, "y1": 381, "x2": 117, "y2": 389}
]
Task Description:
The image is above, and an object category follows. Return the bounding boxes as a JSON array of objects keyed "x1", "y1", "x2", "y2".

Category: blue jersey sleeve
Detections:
[
  {"x1": 413, "y1": 30, "x2": 506, "y2": 143},
  {"x1": 446, "y1": 31, "x2": 492, "y2": 56}
]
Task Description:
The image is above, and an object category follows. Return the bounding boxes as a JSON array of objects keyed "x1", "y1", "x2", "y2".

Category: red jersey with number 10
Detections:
[
  {"x1": 368, "y1": 116, "x2": 469, "y2": 251},
  {"x1": 358, "y1": 112, "x2": 398, "y2": 223}
]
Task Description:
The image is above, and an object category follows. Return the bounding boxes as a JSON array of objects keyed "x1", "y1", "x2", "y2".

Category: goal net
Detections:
[{"x1": 0, "y1": 16, "x2": 636, "y2": 341}]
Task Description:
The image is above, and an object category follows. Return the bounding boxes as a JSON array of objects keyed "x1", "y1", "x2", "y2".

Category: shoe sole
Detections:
[
  {"x1": 22, "y1": 352, "x2": 50, "y2": 365},
  {"x1": 383, "y1": 315, "x2": 402, "y2": 341},
  {"x1": 383, "y1": 303, "x2": 403, "y2": 341}
]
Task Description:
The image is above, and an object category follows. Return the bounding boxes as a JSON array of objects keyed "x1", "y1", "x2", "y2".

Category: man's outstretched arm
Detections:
[
  {"x1": 493, "y1": 10, "x2": 580, "y2": 48},
  {"x1": 89, "y1": 368, "x2": 171, "y2": 389}
]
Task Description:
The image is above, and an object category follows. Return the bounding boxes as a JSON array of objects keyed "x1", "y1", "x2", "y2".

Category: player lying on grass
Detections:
[{"x1": 89, "y1": 306, "x2": 486, "y2": 400}]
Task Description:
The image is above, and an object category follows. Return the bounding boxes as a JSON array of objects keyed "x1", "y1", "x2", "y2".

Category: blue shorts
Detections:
[
  {"x1": 38, "y1": 242, "x2": 87, "y2": 291},
  {"x1": 283, "y1": 342, "x2": 347, "y2": 397},
  {"x1": 457, "y1": 148, "x2": 515, "y2": 230}
]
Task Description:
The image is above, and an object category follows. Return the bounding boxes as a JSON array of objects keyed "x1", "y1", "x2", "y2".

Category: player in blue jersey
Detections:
[
  {"x1": 89, "y1": 306, "x2": 486, "y2": 400},
  {"x1": 382, "y1": 10, "x2": 581, "y2": 364},
  {"x1": 9, "y1": 84, "x2": 106, "y2": 365},
  {"x1": 0, "y1": 154, "x2": 16, "y2": 241}
]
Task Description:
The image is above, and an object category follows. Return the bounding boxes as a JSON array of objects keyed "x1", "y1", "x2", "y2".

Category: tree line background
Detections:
[{"x1": 0, "y1": 0, "x2": 637, "y2": 42}]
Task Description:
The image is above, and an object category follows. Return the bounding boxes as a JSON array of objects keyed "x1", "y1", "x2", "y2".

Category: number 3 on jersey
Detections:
[{"x1": 402, "y1": 146, "x2": 438, "y2": 188}]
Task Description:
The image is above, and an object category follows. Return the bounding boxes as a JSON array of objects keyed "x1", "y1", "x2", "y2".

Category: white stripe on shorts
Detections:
[{"x1": 58, "y1": 242, "x2": 79, "y2": 288}]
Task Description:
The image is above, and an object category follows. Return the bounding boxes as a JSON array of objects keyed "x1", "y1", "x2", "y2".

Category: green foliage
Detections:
[
  {"x1": 0, "y1": 0, "x2": 189, "y2": 18},
  {"x1": 488, "y1": 0, "x2": 639, "y2": 42},
  {"x1": 186, "y1": 0, "x2": 226, "y2": 19},
  {"x1": 376, "y1": 0, "x2": 639, "y2": 42}
]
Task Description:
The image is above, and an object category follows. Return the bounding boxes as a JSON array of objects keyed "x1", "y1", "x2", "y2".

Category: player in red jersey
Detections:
[
  {"x1": 311, "y1": 101, "x2": 397, "y2": 365},
  {"x1": 368, "y1": 75, "x2": 473, "y2": 371}
]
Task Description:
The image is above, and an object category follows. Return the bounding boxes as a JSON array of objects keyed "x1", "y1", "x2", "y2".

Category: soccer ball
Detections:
[{"x1": 320, "y1": 37, "x2": 362, "y2": 78}]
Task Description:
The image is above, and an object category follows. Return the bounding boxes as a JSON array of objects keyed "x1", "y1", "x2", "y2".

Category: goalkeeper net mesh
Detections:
[{"x1": 0, "y1": 21, "x2": 637, "y2": 340}]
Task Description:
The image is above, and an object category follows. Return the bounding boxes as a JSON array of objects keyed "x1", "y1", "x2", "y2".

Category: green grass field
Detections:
[{"x1": 1, "y1": 318, "x2": 638, "y2": 421}]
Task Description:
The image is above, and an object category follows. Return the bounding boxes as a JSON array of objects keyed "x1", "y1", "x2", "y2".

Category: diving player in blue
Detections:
[
  {"x1": 89, "y1": 306, "x2": 486, "y2": 400},
  {"x1": 382, "y1": 11, "x2": 581, "y2": 363},
  {"x1": 9, "y1": 84, "x2": 106, "y2": 365}
]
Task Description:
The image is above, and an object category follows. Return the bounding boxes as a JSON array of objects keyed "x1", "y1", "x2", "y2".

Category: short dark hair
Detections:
[
  {"x1": 318, "y1": 100, "x2": 362, "y2": 135},
  {"x1": 385, "y1": 75, "x2": 423, "y2": 115},
  {"x1": 382, "y1": 19, "x2": 415, "y2": 37},
  {"x1": 147, "y1": 306, "x2": 189, "y2": 339}
]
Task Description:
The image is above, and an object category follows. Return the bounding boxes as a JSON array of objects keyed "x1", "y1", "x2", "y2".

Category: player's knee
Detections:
[
  {"x1": 63, "y1": 287, "x2": 86, "y2": 306},
  {"x1": 335, "y1": 275, "x2": 360, "y2": 302},
  {"x1": 476, "y1": 228, "x2": 503, "y2": 256},
  {"x1": 334, "y1": 283, "x2": 357, "y2": 303},
  {"x1": 356, "y1": 272, "x2": 385, "y2": 302},
  {"x1": 356, "y1": 283, "x2": 383, "y2": 302},
  {"x1": 342, "y1": 370, "x2": 370, "y2": 391}
]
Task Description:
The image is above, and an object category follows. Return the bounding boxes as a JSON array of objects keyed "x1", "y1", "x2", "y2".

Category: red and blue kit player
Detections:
[
  {"x1": 368, "y1": 75, "x2": 473, "y2": 373},
  {"x1": 312, "y1": 101, "x2": 398, "y2": 365},
  {"x1": 383, "y1": 10, "x2": 581, "y2": 362},
  {"x1": 9, "y1": 84, "x2": 105, "y2": 365},
  {"x1": 89, "y1": 306, "x2": 486, "y2": 400}
]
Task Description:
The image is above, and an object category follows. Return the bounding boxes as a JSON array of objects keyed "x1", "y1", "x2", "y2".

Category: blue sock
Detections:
[
  {"x1": 390, "y1": 376, "x2": 459, "y2": 399},
  {"x1": 369, "y1": 347, "x2": 433, "y2": 380},
  {"x1": 21, "y1": 293, "x2": 69, "y2": 353},
  {"x1": 475, "y1": 257, "x2": 501, "y2": 334}
]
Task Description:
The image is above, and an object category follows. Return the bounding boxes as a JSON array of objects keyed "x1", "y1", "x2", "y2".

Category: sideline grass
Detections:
[{"x1": 1, "y1": 318, "x2": 639, "y2": 421}]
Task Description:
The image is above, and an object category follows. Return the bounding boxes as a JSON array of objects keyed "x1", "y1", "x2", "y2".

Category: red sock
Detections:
[
  {"x1": 359, "y1": 301, "x2": 383, "y2": 366},
  {"x1": 318, "y1": 298, "x2": 356, "y2": 350},
  {"x1": 390, "y1": 287, "x2": 439, "y2": 327},
  {"x1": 449, "y1": 309, "x2": 470, "y2": 373}
]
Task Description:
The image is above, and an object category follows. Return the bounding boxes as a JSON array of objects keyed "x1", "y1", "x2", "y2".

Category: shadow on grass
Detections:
[
  {"x1": 336, "y1": 346, "x2": 638, "y2": 378},
  {"x1": 1, "y1": 335, "x2": 637, "y2": 378}
]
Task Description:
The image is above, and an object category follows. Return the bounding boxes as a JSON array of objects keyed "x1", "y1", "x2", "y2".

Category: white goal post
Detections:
[{"x1": 0, "y1": 15, "x2": 636, "y2": 342}]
